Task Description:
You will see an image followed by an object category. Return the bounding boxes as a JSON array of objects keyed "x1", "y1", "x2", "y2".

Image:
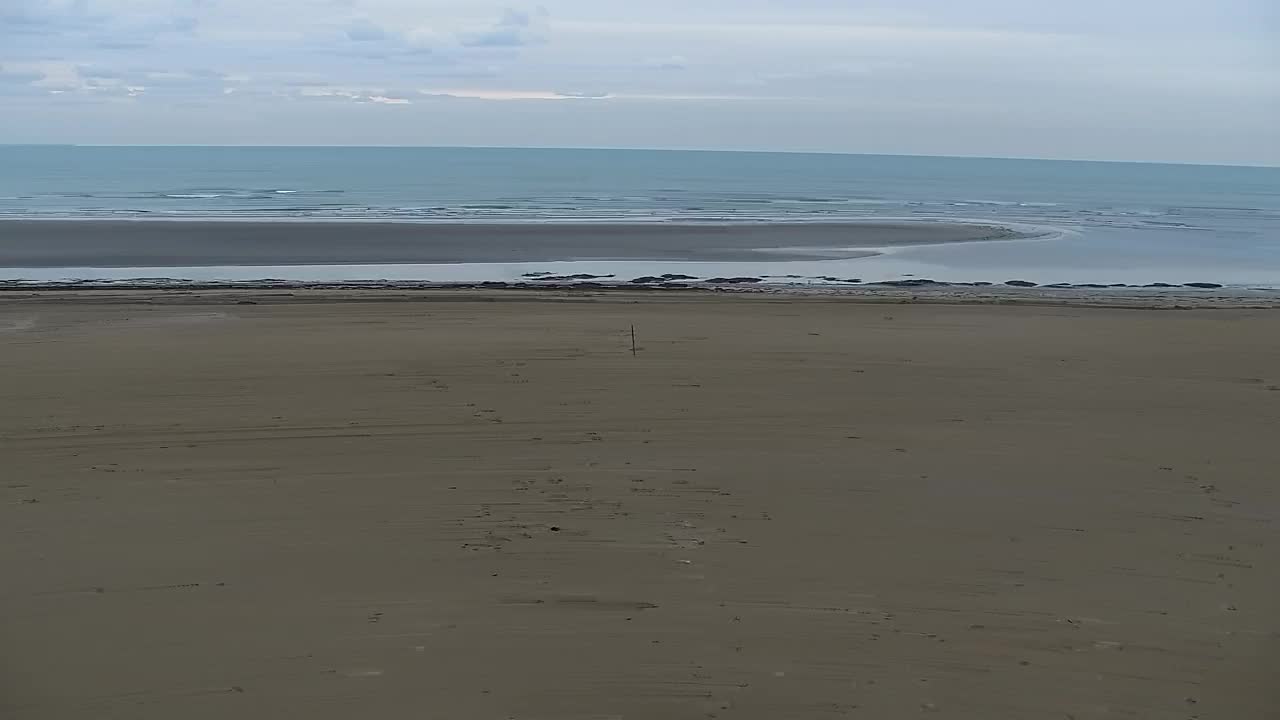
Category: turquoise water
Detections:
[{"x1": 1, "y1": 146, "x2": 1277, "y2": 285}]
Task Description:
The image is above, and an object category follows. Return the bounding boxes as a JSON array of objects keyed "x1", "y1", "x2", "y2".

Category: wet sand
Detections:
[
  {"x1": 3, "y1": 291, "x2": 1278, "y2": 719},
  {"x1": 0, "y1": 220, "x2": 1019, "y2": 267}
]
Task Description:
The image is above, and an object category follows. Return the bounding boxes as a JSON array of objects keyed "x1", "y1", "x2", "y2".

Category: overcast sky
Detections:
[{"x1": 2, "y1": 0, "x2": 1277, "y2": 164}]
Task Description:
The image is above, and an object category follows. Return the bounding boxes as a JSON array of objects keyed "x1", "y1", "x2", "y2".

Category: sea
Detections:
[{"x1": 1, "y1": 145, "x2": 1278, "y2": 287}]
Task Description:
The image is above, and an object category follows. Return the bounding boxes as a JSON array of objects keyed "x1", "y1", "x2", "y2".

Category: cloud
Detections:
[
  {"x1": 2, "y1": 0, "x2": 200, "y2": 53},
  {"x1": 642, "y1": 55, "x2": 688, "y2": 70},
  {"x1": 0, "y1": 63, "x2": 52, "y2": 97},
  {"x1": 333, "y1": 23, "x2": 441, "y2": 57},
  {"x1": 412, "y1": 88, "x2": 763, "y2": 102},
  {"x1": 0, "y1": 61, "x2": 85, "y2": 91},
  {"x1": 0, "y1": 63, "x2": 45, "y2": 84},
  {"x1": 169, "y1": 15, "x2": 198, "y2": 33},
  {"x1": 1, "y1": 0, "x2": 100, "y2": 35},
  {"x1": 404, "y1": 27, "x2": 444, "y2": 53},
  {"x1": 417, "y1": 88, "x2": 605, "y2": 101},
  {"x1": 317, "y1": 6, "x2": 554, "y2": 61},
  {"x1": 125, "y1": 68, "x2": 227, "y2": 95},
  {"x1": 418, "y1": 88, "x2": 560, "y2": 100},
  {"x1": 554, "y1": 90, "x2": 610, "y2": 99},
  {"x1": 299, "y1": 85, "x2": 413, "y2": 104},
  {"x1": 345, "y1": 19, "x2": 387, "y2": 43},
  {"x1": 459, "y1": 7, "x2": 549, "y2": 48},
  {"x1": 0, "y1": 59, "x2": 232, "y2": 98},
  {"x1": 78, "y1": 65, "x2": 123, "y2": 79},
  {"x1": 96, "y1": 39, "x2": 151, "y2": 50},
  {"x1": 1, "y1": 0, "x2": 1275, "y2": 164}
]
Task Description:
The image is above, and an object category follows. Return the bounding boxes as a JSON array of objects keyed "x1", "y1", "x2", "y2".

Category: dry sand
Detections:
[{"x1": 3, "y1": 290, "x2": 1278, "y2": 719}]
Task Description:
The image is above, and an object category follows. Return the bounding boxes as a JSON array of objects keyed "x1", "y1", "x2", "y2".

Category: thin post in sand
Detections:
[{"x1": 631, "y1": 324, "x2": 637, "y2": 356}]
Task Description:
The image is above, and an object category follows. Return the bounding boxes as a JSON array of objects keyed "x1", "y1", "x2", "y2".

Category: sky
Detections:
[{"x1": 1, "y1": 0, "x2": 1277, "y2": 164}]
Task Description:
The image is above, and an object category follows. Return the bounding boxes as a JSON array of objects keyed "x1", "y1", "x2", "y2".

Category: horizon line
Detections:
[{"x1": 1, "y1": 143, "x2": 1276, "y2": 170}]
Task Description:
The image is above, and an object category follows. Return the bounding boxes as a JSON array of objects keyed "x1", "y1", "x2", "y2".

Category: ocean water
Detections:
[{"x1": 1, "y1": 145, "x2": 1278, "y2": 286}]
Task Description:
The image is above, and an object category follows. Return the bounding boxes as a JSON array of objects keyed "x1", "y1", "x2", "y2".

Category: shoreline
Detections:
[
  {"x1": 0, "y1": 219, "x2": 1025, "y2": 268},
  {"x1": 3, "y1": 284, "x2": 1279, "y2": 311}
]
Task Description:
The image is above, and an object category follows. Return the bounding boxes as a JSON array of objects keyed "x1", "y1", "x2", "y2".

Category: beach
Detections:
[{"x1": 3, "y1": 289, "x2": 1278, "y2": 719}]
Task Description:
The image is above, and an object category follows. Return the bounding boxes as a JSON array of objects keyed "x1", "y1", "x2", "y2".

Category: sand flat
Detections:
[
  {"x1": 2, "y1": 292, "x2": 1278, "y2": 719},
  {"x1": 0, "y1": 220, "x2": 1019, "y2": 267}
]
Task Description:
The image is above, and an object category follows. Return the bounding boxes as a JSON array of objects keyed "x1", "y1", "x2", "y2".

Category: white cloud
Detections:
[
  {"x1": 299, "y1": 85, "x2": 415, "y2": 104},
  {"x1": 1, "y1": 61, "x2": 86, "y2": 91},
  {"x1": 418, "y1": 88, "x2": 592, "y2": 101},
  {"x1": 459, "y1": 7, "x2": 550, "y2": 48}
]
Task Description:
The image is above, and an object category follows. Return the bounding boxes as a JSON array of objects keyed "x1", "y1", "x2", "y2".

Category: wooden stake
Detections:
[{"x1": 631, "y1": 324, "x2": 637, "y2": 356}]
